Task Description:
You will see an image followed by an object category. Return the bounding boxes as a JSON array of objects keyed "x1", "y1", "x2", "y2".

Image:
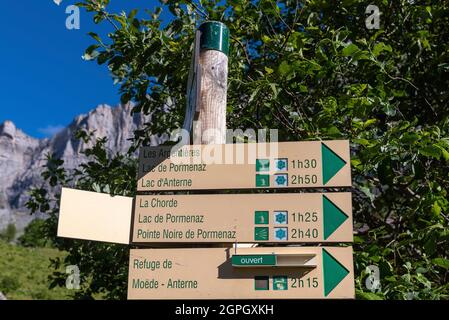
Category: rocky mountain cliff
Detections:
[{"x1": 0, "y1": 103, "x2": 158, "y2": 233}]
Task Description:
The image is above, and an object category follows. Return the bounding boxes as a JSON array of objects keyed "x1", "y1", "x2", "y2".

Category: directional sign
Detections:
[
  {"x1": 58, "y1": 188, "x2": 132, "y2": 244},
  {"x1": 127, "y1": 246, "x2": 354, "y2": 299},
  {"x1": 131, "y1": 192, "x2": 352, "y2": 244},
  {"x1": 137, "y1": 140, "x2": 351, "y2": 191}
]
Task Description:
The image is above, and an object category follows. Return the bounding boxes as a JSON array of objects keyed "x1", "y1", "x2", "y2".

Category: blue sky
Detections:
[{"x1": 0, "y1": 0, "x2": 171, "y2": 138}]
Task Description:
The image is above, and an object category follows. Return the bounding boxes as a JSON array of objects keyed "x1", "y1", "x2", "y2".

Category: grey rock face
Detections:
[{"x1": 0, "y1": 103, "x2": 154, "y2": 232}]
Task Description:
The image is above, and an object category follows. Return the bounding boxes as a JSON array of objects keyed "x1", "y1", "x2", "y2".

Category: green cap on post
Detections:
[{"x1": 199, "y1": 21, "x2": 229, "y2": 56}]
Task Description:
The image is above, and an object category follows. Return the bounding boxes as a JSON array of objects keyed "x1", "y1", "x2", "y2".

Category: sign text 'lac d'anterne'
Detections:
[{"x1": 138, "y1": 140, "x2": 351, "y2": 191}]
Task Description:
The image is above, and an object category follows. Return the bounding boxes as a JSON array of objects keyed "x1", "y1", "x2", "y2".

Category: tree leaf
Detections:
[
  {"x1": 419, "y1": 145, "x2": 441, "y2": 159},
  {"x1": 342, "y1": 43, "x2": 359, "y2": 57},
  {"x1": 264, "y1": 66, "x2": 274, "y2": 74},
  {"x1": 278, "y1": 61, "x2": 291, "y2": 76},
  {"x1": 432, "y1": 258, "x2": 449, "y2": 270},
  {"x1": 373, "y1": 42, "x2": 392, "y2": 57},
  {"x1": 356, "y1": 290, "x2": 384, "y2": 300}
]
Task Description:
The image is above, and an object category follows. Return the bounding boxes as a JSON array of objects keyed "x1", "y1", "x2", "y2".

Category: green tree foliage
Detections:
[
  {"x1": 0, "y1": 275, "x2": 20, "y2": 294},
  {"x1": 27, "y1": 0, "x2": 449, "y2": 299},
  {"x1": 0, "y1": 223, "x2": 17, "y2": 243},
  {"x1": 27, "y1": 137, "x2": 135, "y2": 300},
  {"x1": 0, "y1": 240, "x2": 71, "y2": 299},
  {"x1": 18, "y1": 219, "x2": 48, "y2": 248}
]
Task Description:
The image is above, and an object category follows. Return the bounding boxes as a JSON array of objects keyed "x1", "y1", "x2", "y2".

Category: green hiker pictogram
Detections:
[
  {"x1": 254, "y1": 211, "x2": 269, "y2": 224},
  {"x1": 256, "y1": 174, "x2": 270, "y2": 187}
]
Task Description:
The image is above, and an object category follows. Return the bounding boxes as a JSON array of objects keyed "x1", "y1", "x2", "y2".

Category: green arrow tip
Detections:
[
  {"x1": 321, "y1": 143, "x2": 347, "y2": 185},
  {"x1": 323, "y1": 195, "x2": 348, "y2": 240},
  {"x1": 323, "y1": 249, "x2": 349, "y2": 297}
]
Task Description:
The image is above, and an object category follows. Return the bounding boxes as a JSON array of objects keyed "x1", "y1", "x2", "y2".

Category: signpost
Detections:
[
  {"x1": 193, "y1": 21, "x2": 229, "y2": 145},
  {"x1": 131, "y1": 192, "x2": 352, "y2": 244},
  {"x1": 57, "y1": 21, "x2": 356, "y2": 301},
  {"x1": 127, "y1": 246, "x2": 354, "y2": 299},
  {"x1": 137, "y1": 140, "x2": 351, "y2": 191}
]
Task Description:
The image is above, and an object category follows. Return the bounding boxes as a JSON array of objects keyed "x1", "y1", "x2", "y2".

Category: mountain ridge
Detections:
[{"x1": 0, "y1": 102, "x2": 155, "y2": 233}]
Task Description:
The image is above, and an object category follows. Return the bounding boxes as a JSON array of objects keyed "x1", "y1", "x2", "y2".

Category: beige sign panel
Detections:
[
  {"x1": 132, "y1": 192, "x2": 352, "y2": 244},
  {"x1": 127, "y1": 246, "x2": 354, "y2": 299},
  {"x1": 58, "y1": 188, "x2": 132, "y2": 244},
  {"x1": 137, "y1": 140, "x2": 351, "y2": 191}
]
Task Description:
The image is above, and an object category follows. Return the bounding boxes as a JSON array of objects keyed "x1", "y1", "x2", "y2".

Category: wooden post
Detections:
[
  {"x1": 190, "y1": 21, "x2": 235, "y2": 249},
  {"x1": 193, "y1": 21, "x2": 229, "y2": 145}
]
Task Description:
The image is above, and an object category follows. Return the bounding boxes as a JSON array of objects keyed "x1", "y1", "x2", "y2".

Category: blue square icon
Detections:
[
  {"x1": 274, "y1": 211, "x2": 288, "y2": 224},
  {"x1": 274, "y1": 227, "x2": 288, "y2": 241},
  {"x1": 274, "y1": 174, "x2": 288, "y2": 187},
  {"x1": 275, "y1": 158, "x2": 288, "y2": 171}
]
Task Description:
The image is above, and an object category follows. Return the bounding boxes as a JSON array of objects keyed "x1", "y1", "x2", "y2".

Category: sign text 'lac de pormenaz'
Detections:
[{"x1": 132, "y1": 192, "x2": 352, "y2": 244}]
